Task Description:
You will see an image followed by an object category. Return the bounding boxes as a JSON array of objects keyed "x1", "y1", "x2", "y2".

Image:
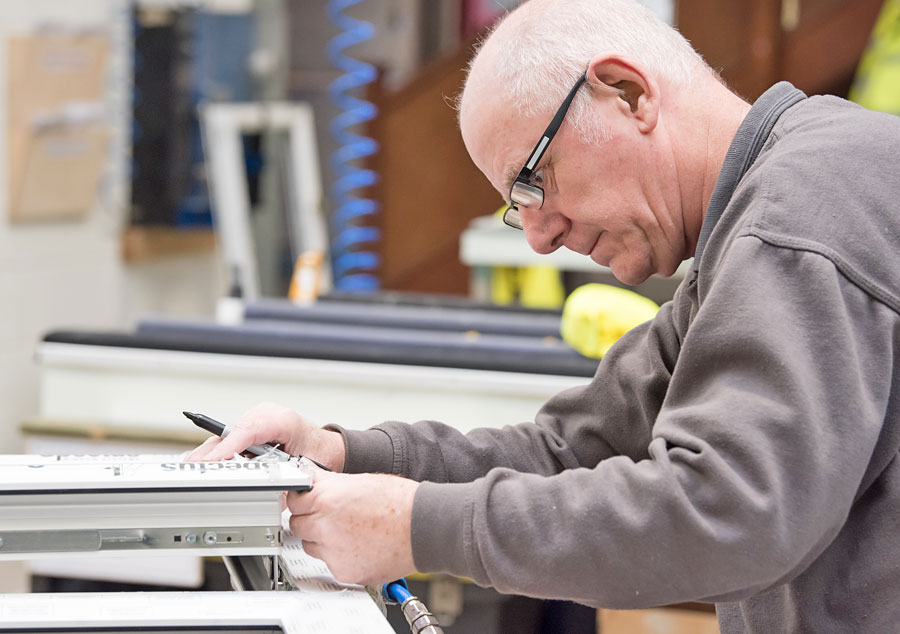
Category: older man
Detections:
[{"x1": 189, "y1": 0, "x2": 900, "y2": 631}]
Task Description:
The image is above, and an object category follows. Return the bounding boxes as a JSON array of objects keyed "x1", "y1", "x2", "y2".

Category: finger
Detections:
[
  {"x1": 205, "y1": 406, "x2": 299, "y2": 460},
  {"x1": 286, "y1": 471, "x2": 333, "y2": 515},
  {"x1": 289, "y1": 513, "x2": 324, "y2": 543},
  {"x1": 184, "y1": 436, "x2": 221, "y2": 462},
  {"x1": 241, "y1": 402, "x2": 310, "y2": 452},
  {"x1": 203, "y1": 426, "x2": 266, "y2": 461},
  {"x1": 301, "y1": 539, "x2": 325, "y2": 562},
  {"x1": 286, "y1": 489, "x2": 315, "y2": 516}
]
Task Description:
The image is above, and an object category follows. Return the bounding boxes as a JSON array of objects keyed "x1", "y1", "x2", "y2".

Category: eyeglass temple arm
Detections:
[{"x1": 518, "y1": 72, "x2": 588, "y2": 180}]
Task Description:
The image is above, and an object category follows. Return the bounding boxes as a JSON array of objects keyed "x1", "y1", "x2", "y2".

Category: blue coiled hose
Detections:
[{"x1": 326, "y1": 0, "x2": 380, "y2": 292}]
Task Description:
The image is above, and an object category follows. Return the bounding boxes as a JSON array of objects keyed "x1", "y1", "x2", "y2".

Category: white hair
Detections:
[{"x1": 463, "y1": 0, "x2": 712, "y2": 143}]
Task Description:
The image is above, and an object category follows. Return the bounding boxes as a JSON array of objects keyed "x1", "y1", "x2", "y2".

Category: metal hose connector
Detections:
[
  {"x1": 400, "y1": 596, "x2": 445, "y2": 634},
  {"x1": 383, "y1": 579, "x2": 445, "y2": 634}
]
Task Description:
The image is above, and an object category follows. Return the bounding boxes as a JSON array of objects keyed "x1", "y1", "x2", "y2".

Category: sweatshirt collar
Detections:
[{"x1": 692, "y1": 82, "x2": 807, "y2": 273}]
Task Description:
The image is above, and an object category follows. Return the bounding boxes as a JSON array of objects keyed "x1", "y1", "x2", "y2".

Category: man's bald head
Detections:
[
  {"x1": 456, "y1": 0, "x2": 753, "y2": 285},
  {"x1": 460, "y1": 0, "x2": 710, "y2": 143}
]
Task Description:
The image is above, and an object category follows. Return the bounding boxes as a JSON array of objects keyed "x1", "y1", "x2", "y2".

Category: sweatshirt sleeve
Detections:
[
  {"x1": 334, "y1": 290, "x2": 683, "y2": 481},
  {"x1": 411, "y1": 236, "x2": 894, "y2": 608}
]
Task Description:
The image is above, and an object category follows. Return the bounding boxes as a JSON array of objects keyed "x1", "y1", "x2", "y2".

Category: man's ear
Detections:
[{"x1": 586, "y1": 54, "x2": 659, "y2": 134}]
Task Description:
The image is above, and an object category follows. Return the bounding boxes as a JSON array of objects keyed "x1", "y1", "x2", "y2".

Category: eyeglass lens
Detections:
[
  {"x1": 511, "y1": 181, "x2": 544, "y2": 207},
  {"x1": 503, "y1": 204, "x2": 523, "y2": 229}
]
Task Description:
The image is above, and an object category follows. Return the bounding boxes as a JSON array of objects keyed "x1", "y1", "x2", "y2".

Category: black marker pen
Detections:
[{"x1": 184, "y1": 411, "x2": 332, "y2": 471}]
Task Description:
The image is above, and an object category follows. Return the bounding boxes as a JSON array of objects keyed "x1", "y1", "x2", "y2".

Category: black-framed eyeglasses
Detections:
[{"x1": 503, "y1": 72, "x2": 588, "y2": 230}]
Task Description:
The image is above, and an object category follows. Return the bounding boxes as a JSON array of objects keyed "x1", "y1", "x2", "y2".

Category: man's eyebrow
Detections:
[
  {"x1": 501, "y1": 164, "x2": 521, "y2": 201},
  {"x1": 501, "y1": 148, "x2": 551, "y2": 199}
]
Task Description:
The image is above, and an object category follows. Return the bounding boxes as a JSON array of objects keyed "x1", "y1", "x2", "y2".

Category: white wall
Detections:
[
  {"x1": 0, "y1": 0, "x2": 231, "y2": 592},
  {"x1": 0, "y1": 0, "x2": 128, "y2": 452},
  {"x1": 0, "y1": 0, "x2": 120, "y2": 593},
  {"x1": 0, "y1": 0, "x2": 221, "y2": 456},
  {"x1": 120, "y1": 253, "x2": 221, "y2": 327}
]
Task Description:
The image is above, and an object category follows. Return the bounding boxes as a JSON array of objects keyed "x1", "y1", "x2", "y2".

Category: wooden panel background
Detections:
[
  {"x1": 677, "y1": 0, "x2": 782, "y2": 100},
  {"x1": 369, "y1": 42, "x2": 502, "y2": 295},
  {"x1": 782, "y1": 0, "x2": 885, "y2": 95},
  {"x1": 678, "y1": 0, "x2": 884, "y2": 101}
]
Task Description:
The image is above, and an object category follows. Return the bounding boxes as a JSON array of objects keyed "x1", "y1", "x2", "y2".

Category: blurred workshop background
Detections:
[{"x1": 0, "y1": 0, "x2": 896, "y2": 632}]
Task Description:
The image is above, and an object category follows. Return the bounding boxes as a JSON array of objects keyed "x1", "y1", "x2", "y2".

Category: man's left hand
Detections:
[{"x1": 286, "y1": 470, "x2": 420, "y2": 585}]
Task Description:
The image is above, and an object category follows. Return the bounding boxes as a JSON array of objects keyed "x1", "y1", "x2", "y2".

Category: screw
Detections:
[
  {"x1": 203, "y1": 531, "x2": 217, "y2": 545},
  {"x1": 185, "y1": 533, "x2": 197, "y2": 544}
]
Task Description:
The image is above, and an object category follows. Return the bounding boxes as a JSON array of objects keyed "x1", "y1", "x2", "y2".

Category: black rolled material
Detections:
[
  {"x1": 45, "y1": 317, "x2": 598, "y2": 378},
  {"x1": 243, "y1": 298, "x2": 563, "y2": 339}
]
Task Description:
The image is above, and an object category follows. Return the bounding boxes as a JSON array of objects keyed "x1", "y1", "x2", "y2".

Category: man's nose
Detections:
[{"x1": 522, "y1": 207, "x2": 567, "y2": 254}]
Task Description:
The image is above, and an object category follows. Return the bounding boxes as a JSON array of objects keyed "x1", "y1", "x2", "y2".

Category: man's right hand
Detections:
[{"x1": 184, "y1": 402, "x2": 345, "y2": 472}]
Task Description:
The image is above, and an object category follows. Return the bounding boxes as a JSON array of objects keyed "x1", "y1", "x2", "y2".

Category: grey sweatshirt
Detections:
[{"x1": 337, "y1": 83, "x2": 900, "y2": 633}]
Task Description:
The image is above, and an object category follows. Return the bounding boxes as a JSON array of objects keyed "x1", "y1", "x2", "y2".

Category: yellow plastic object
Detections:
[
  {"x1": 488, "y1": 206, "x2": 565, "y2": 309},
  {"x1": 849, "y1": 0, "x2": 900, "y2": 115},
  {"x1": 519, "y1": 265, "x2": 565, "y2": 309},
  {"x1": 561, "y1": 284, "x2": 659, "y2": 359},
  {"x1": 491, "y1": 264, "x2": 565, "y2": 308},
  {"x1": 490, "y1": 266, "x2": 519, "y2": 305}
]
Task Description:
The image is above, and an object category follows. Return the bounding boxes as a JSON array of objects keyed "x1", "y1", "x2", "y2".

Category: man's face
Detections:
[{"x1": 461, "y1": 88, "x2": 687, "y2": 286}]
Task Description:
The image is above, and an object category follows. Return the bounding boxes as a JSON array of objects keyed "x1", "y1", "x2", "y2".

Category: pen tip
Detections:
[{"x1": 183, "y1": 411, "x2": 194, "y2": 418}]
